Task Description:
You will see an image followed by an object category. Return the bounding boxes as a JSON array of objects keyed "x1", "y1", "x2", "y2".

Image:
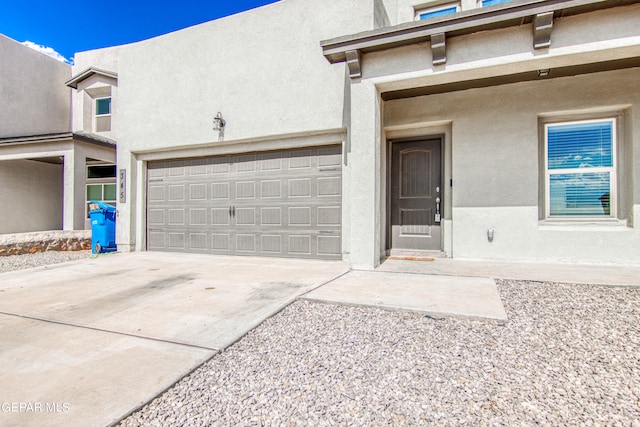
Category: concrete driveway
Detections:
[{"x1": 0, "y1": 252, "x2": 349, "y2": 427}]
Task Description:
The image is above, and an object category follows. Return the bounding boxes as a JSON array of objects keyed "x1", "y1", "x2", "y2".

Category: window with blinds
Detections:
[{"x1": 545, "y1": 119, "x2": 616, "y2": 218}]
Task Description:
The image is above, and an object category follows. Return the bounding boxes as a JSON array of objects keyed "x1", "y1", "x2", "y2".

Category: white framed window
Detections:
[
  {"x1": 415, "y1": 2, "x2": 460, "y2": 20},
  {"x1": 544, "y1": 119, "x2": 617, "y2": 219},
  {"x1": 95, "y1": 97, "x2": 112, "y2": 132}
]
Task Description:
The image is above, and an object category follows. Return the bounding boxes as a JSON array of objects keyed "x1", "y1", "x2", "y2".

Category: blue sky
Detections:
[{"x1": 1, "y1": 0, "x2": 278, "y2": 63}]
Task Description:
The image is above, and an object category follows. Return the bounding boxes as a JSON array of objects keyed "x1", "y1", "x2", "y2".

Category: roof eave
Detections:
[
  {"x1": 321, "y1": 0, "x2": 637, "y2": 63},
  {"x1": 0, "y1": 132, "x2": 73, "y2": 145},
  {"x1": 65, "y1": 67, "x2": 118, "y2": 89},
  {"x1": 72, "y1": 131, "x2": 117, "y2": 148}
]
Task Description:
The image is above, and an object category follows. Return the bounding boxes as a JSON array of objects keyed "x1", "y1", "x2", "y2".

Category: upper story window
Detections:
[
  {"x1": 66, "y1": 67, "x2": 117, "y2": 135},
  {"x1": 544, "y1": 119, "x2": 617, "y2": 218},
  {"x1": 481, "y1": 0, "x2": 512, "y2": 6},
  {"x1": 415, "y1": 2, "x2": 460, "y2": 20},
  {"x1": 95, "y1": 97, "x2": 112, "y2": 132}
]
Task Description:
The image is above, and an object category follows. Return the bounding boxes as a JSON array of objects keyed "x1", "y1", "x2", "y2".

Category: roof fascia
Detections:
[
  {"x1": 65, "y1": 67, "x2": 118, "y2": 89},
  {"x1": 72, "y1": 131, "x2": 117, "y2": 148},
  {"x1": 0, "y1": 133, "x2": 73, "y2": 145}
]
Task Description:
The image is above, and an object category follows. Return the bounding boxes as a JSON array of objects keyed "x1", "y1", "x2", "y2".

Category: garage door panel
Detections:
[
  {"x1": 260, "y1": 207, "x2": 282, "y2": 226},
  {"x1": 211, "y1": 182, "x2": 230, "y2": 199},
  {"x1": 260, "y1": 180, "x2": 281, "y2": 198},
  {"x1": 236, "y1": 154, "x2": 256, "y2": 172},
  {"x1": 261, "y1": 235, "x2": 282, "y2": 253},
  {"x1": 318, "y1": 235, "x2": 341, "y2": 256},
  {"x1": 288, "y1": 179, "x2": 311, "y2": 198},
  {"x1": 289, "y1": 149, "x2": 312, "y2": 169},
  {"x1": 168, "y1": 233, "x2": 185, "y2": 249},
  {"x1": 235, "y1": 208, "x2": 256, "y2": 226},
  {"x1": 259, "y1": 152, "x2": 284, "y2": 171},
  {"x1": 189, "y1": 209, "x2": 207, "y2": 226},
  {"x1": 211, "y1": 233, "x2": 231, "y2": 251},
  {"x1": 318, "y1": 206, "x2": 341, "y2": 226},
  {"x1": 168, "y1": 185, "x2": 185, "y2": 201},
  {"x1": 147, "y1": 145, "x2": 342, "y2": 259},
  {"x1": 148, "y1": 185, "x2": 166, "y2": 202},
  {"x1": 236, "y1": 234, "x2": 256, "y2": 252},
  {"x1": 190, "y1": 233, "x2": 208, "y2": 250},
  {"x1": 318, "y1": 146, "x2": 342, "y2": 166},
  {"x1": 236, "y1": 181, "x2": 256, "y2": 199},
  {"x1": 317, "y1": 176, "x2": 341, "y2": 197},
  {"x1": 289, "y1": 235, "x2": 311, "y2": 255},
  {"x1": 148, "y1": 231, "x2": 165, "y2": 249},
  {"x1": 211, "y1": 208, "x2": 230, "y2": 226},
  {"x1": 189, "y1": 183, "x2": 207, "y2": 201},
  {"x1": 188, "y1": 158, "x2": 209, "y2": 176},
  {"x1": 168, "y1": 209, "x2": 185, "y2": 225},
  {"x1": 211, "y1": 156, "x2": 231, "y2": 174}
]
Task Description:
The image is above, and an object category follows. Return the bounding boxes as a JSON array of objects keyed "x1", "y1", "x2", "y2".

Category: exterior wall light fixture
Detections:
[
  {"x1": 537, "y1": 69, "x2": 551, "y2": 77},
  {"x1": 213, "y1": 112, "x2": 226, "y2": 131}
]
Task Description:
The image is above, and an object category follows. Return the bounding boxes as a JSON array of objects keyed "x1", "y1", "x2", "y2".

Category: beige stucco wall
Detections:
[
  {"x1": 343, "y1": 3, "x2": 640, "y2": 267},
  {"x1": 126, "y1": 0, "x2": 373, "y2": 148},
  {"x1": 67, "y1": 0, "x2": 640, "y2": 266},
  {"x1": 0, "y1": 35, "x2": 71, "y2": 138},
  {"x1": 71, "y1": 0, "x2": 379, "y2": 252},
  {"x1": 384, "y1": 68, "x2": 640, "y2": 264},
  {"x1": 72, "y1": 0, "x2": 378, "y2": 149},
  {"x1": 0, "y1": 159, "x2": 63, "y2": 233}
]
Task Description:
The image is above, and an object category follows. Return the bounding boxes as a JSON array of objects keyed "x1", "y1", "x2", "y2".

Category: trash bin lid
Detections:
[{"x1": 89, "y1": 200, "x2": 116, "y2": 212}]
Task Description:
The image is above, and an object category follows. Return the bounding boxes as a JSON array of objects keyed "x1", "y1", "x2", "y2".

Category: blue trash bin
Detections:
[{"x1": 88, "y1": 201, "x2": 117, "y2": 254}]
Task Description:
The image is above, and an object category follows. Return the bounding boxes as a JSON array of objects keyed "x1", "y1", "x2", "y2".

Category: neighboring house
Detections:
[
  {"x1": 66, "y1": 0, "x2": 639, "y2": 268},
  {"x1": 0, "y1": 34, "x2": 116, "y2": 234}
]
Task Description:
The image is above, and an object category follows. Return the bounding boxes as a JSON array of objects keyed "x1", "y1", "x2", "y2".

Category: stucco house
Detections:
[
  {"x1": 59, "y1": 0, "x2": 640, "y2": 268},
  {"x1": 0, "y1": 35, "x2": 116, "y2": 235}
]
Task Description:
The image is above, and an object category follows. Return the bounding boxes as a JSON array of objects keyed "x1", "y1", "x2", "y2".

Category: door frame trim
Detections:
[{"x1": 386, "y1": 135, "x2": 445, "y2": 253}]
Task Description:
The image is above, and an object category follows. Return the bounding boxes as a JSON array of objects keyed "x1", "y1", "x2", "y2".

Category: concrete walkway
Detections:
[
  {"x1": 302, "y1": 257, "x2": 640, "y2": 322},
  {"x1": 303, "y1": 270, "x2": 507, "y2": 320},
  {"x1": 377, "y1": 257, "x2": 640, "y2": 287}
]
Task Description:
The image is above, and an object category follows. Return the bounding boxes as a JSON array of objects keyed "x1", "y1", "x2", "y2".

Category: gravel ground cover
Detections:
[
  {"x1": 120, "y1": 279, "x2": 640, "y2": 426},
  {"x1": 0, "y1": 251, "x2": 89, "y2": 274}
]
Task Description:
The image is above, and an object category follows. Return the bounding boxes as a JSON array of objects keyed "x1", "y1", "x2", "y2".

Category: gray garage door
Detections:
[{"x1": 147, "y1": 145, "x2": 342, "y2": 259}]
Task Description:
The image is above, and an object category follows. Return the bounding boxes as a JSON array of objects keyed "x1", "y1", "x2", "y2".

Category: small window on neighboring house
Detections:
[
  {"x1": 545, "y1": 119, "x2": 617, "y2": 218},
  {"x1": 415, "y1": 3, "x2": 460, "y2": 20},
  {"x1": 86, "y1": 164, "x2": 117, "y2": 218},
  {"x1": 482, "y1": 0, "x2": 512, "y2": 6},
  {"x1": 95, "y1": 97, "x2": 111, "y2": 132}
]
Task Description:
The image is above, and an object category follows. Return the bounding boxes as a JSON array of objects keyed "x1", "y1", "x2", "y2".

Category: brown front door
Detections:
[{"x1": 390, "y1": 139, "x2": 442, "y2": 251}]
